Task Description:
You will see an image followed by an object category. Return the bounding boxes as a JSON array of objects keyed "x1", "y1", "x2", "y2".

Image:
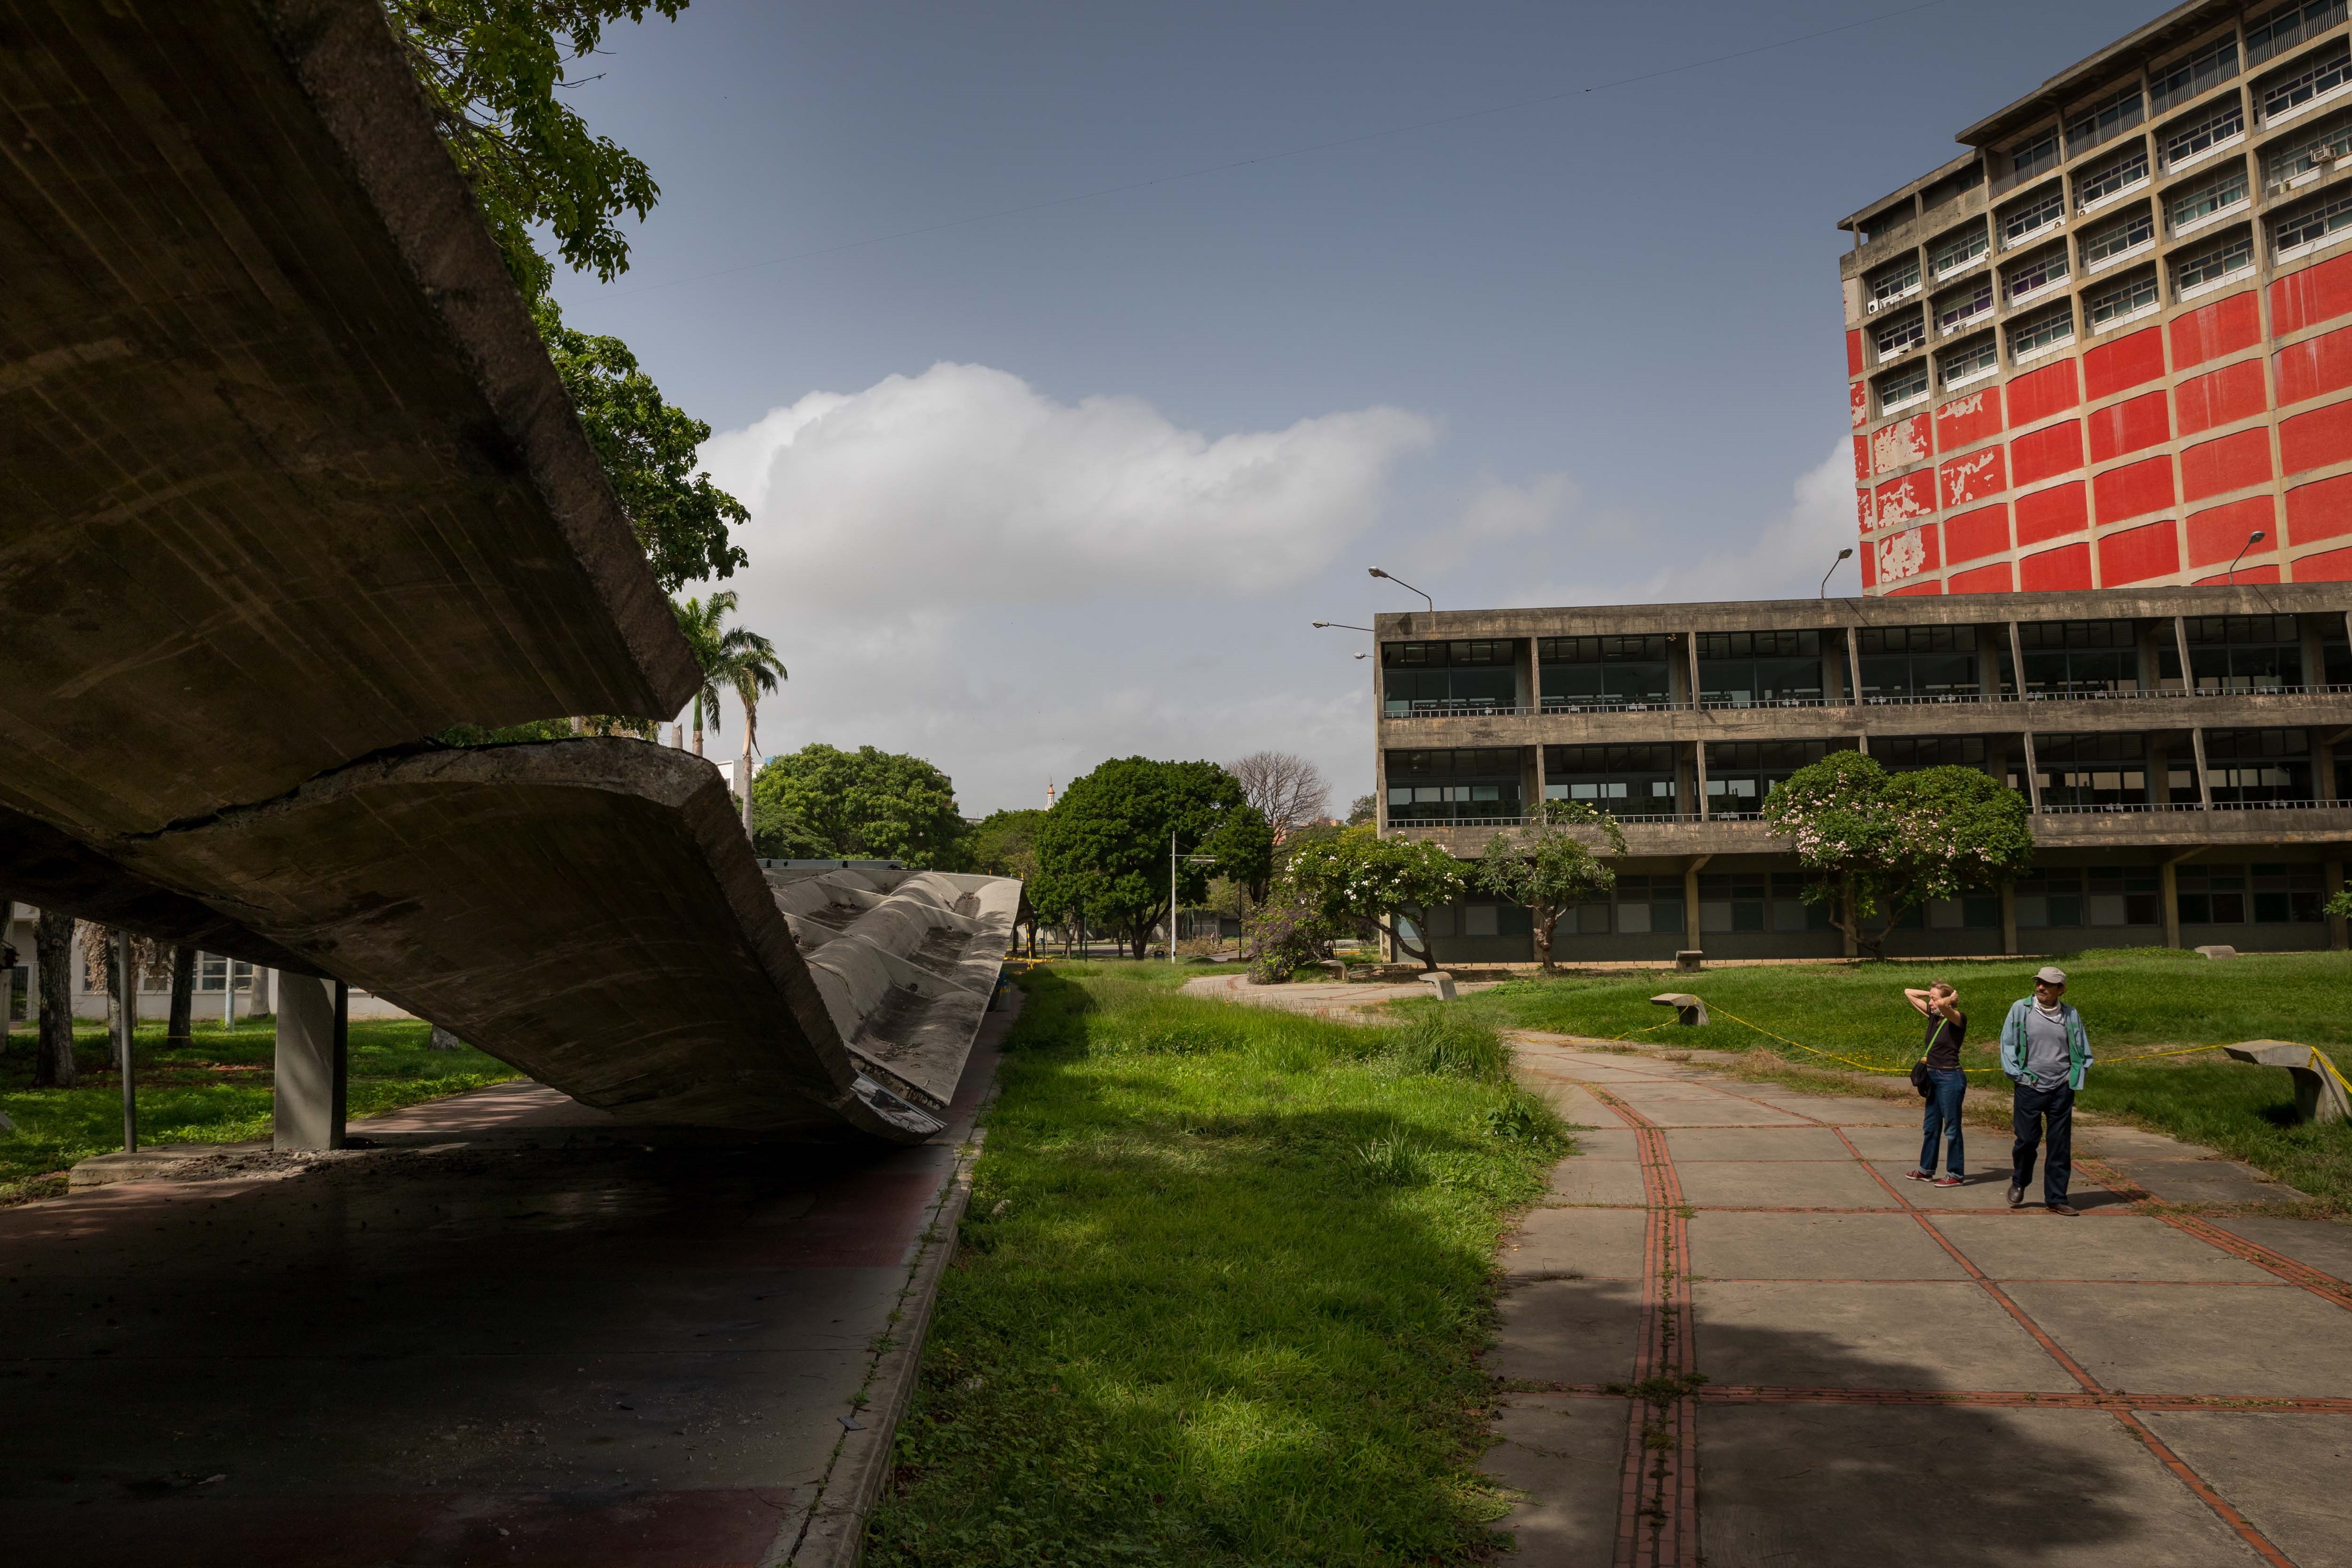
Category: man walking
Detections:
[{"x1": 1999, "y1": 966, "x2": 2092, "y2": 1216}]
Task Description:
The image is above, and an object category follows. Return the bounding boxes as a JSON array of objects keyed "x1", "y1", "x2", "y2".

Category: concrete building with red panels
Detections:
[{"x1": 1841, "y1": 0, "x2": 2352, "y2": 595}]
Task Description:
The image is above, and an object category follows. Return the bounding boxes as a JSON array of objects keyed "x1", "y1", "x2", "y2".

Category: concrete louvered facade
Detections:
[{"x1": 1841, "y1": 0, "x2": 2352, "y2": 594}]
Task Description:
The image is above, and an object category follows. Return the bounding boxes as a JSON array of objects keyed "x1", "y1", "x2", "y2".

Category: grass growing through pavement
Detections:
[
  {"x1": 1438, "y1": 946, "x2": 2352, "y2": 1208},
  {"x1": 866, "y1": 962, "x2": 1565, "y2": 1568},
  {"x1": 0, "y1": 1017, "x2": 516, "y2": 1199}
]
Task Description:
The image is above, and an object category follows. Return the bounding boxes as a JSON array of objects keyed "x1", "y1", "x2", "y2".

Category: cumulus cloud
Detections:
[
  {"x1": 1621, "y1": 443, "x2": 1854, "y2": 603},
  {"x1": 700, "y1": 361, "x2": 1436, "y2": 608},
  {"x1": 1441, "y1": 471, "x2": 1580, "y2": 547}
]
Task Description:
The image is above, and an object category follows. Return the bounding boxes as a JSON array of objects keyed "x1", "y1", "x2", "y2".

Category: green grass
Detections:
[
  {"x1": 0, "y1": 1016, "x2": 516, "y2": 1198},
  {"x1": 1438, "y1": 947, "x2": 2352, "y2": 1210},
  {"x1": 867, "y1": 961, "x2": 1566, "y2": 1568}
]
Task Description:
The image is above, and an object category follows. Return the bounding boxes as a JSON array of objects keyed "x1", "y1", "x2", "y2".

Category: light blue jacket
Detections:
[{"x1": 1999, "y1": 998, "x2": 2092, "y2": 1091}]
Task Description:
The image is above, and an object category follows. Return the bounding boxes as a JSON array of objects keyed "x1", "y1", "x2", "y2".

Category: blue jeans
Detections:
[
  {"x1": 2012, "y1": 1081, "x2": 2074, "y2": 1204},
  {"x1": 1918, "y1": 1067, "x2": 1966, "y2": 1177}
]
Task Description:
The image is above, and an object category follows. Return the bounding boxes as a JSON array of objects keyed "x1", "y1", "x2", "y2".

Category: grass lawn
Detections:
[
  {"x1": 867, "y1": 961, "x2": 1565, "y2": 1568},
  {"x1": 1434, "y1": 946, "x2": 2352, "y2": 1209},
  {"x1": 0, "y1": 1016, "x2": 516, "y2": 1201}
]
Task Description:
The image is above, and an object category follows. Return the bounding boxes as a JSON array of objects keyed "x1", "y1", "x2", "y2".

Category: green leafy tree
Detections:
[
  {"x1": 1763, "y1": 750, "x2": 2035, "y2": 959},
  {"x1": 671, "y1": 593, "x2": 764, "y2": 755},
  {"x1": 752, "y1": 745, "x2": 968, "y2": 868},
  {"x1": 1475, "y1": 801, "x2": 1628, "y2": 973},
  {"x1": 968, "y1": 810, "x2": 1048, "y2": 881},
  {"x1": 1282, "y1": 828, "x2": 1469, "y2": 971},
  {"x1": 1032, "y1": 759, "x2": 1255, "y2": 959},
  {"x1": 1347, "y1": 793, "x2": 1378, "y2": 826}
]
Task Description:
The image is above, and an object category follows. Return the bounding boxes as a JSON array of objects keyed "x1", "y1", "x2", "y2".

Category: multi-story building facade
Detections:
[
  {"x1": 1371, "y1": 584, "x2": 2352, "y2": 963},
  {"x1": 1843, "y1": 0, "x2": 2352, "y2": 595}
]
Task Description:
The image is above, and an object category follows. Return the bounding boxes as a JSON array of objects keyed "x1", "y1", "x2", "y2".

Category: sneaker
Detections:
[
  {"x1": 2006, "y1": 1185, "x2": 2024, "y2": 1209},
  {"x1": 2048, "y1": 1202, "x2": 2080, "y2": 1217},
  {"x1": 1933, "y1": 1175, "x2": 1963, "y2": 1188},
  {"x1": 1903, "y1": 1169, "x2": 1934, "y2": 1182}
]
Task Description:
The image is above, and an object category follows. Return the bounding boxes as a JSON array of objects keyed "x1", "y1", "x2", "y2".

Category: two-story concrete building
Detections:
[{"x1": 1373, "y1": 582, "x2": 2352, "y2": 963}]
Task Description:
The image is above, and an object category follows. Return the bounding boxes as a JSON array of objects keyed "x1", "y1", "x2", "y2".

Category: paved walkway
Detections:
[
  {"x1": 1177, "y1": 971, "x2": 1501, "y2": 1017},
  {"x1": 1486, "y1": 1036, "x2": 2352, "y2": 1567},
  {"x1": 0, "y1": 1008, "x2": 1012, "y2": 1568}
]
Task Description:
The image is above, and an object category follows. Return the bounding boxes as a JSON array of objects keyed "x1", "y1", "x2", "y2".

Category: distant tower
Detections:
[{"x1": 1046, "y1": 778, "x2": 1056, "y2": 807}]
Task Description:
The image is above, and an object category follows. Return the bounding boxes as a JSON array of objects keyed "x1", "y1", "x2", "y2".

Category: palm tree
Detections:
[{"x1": 670, "y1": 593, "x2": 787, "y2": 836}]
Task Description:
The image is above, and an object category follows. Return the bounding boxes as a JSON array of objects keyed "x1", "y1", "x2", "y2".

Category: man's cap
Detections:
[{"x1": 2035, "y1": 965, "x2": 2068, "y2": 986}]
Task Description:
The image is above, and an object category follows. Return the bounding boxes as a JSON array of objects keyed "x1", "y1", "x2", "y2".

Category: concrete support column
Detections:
[
  {"x1": 2005, "y1": 620, "x2": 2027, "y2": 699},
  {"x1": 2019, "y1": 730, "x2": 2043, "y2": 813},
  {"x1": 1846, "y1": 627, "x2": 1865, "y2": 708},
  {"x1": 2319, "y1": 730, "x2": 2340, "y2": 804},
  {"x1": 2301, "y1": 615, "x2": 2328, "y2": 692},
  {"x1": 2000, "y1": 882, "x2": 2018, "y2": 956},
  {"x1": 250, "y1": 966, "x2": 273, "y2": 1017},
  {"x1": 2174, "y1": 614, "x2": 2196, "y2": 694},
  {"x1": 1978, "y1": 625, "x2": 2005, "y2": 696},
  {"x1": 2161, "y1": 860, "x2": 2183, "y2": 949},
  {"x1": 1374, "y1": 747, "x2": 1389, "y2": 834},
  {"x1": 1518, "y1": 636, "x2": 1538, "y2": 713},
  {"x1": 1695, "y1": 739, "x2": 1710, "y2": 822},
  {"x1": 274, "y1": 975, "x2": 347, "y2": 1152},
  {"x1": 1686, "y1": 631, "x2": 1705, "y2": 709},
  {"x1": 1683, "y1": 856, "x2": 1708, "y2": 955},
  {"x1": 2191, "y1": 727, "x2": 2214, "y2": 809},
  {"x1": 1843, "y1": 874, "x2": 1860, "y2": 958},
  {"x1": 1531, "y1": 743, "x2": 1548, "y2": 820},
  {"x1": 2328, "y1": 861, "x2": 2348, "y2": 952}
]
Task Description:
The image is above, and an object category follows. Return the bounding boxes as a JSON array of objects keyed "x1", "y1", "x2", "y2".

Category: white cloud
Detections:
[
  {"x1": 1631, "y1": 442, "x2": 1854, "y2": 602},
  {"x1": 1444, "y1": 471, "x2": 1580, "y2": 545}
]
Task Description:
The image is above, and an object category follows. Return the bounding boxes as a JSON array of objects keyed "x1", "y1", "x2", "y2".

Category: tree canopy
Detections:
[
  {"x1": 1474, "y1": 801, "x2": 1627, "y2": 972},
  {"x1": 1763, "y1": 750, "x2": 2034, "y2": 958},
  {"x1": 1032, "y1": 759, "x2": 1263, "y2": 959},
  {"x1": 1227, "y1": 751, "x2": 1331, "y2": 839},
  {"x1": 750, "y1": 744, "x2": 967, "y2": 868},
  {"x1": 968, "y1": 809, "x2": 1048, "y2": 882},
  {"x1": 1281, "y1": 828, "x2": 1468, "y2": 971}
]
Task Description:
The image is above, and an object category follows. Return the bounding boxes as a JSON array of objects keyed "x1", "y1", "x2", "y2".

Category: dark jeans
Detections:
[
  {"x1": 2011, "y1": 1081, "x2": 2075, "y2": 1204},
  {"x1": 1918, "y1": 1067, "x2": 1966, "y2": 1176}
]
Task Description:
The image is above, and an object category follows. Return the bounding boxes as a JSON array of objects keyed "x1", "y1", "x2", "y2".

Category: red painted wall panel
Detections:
[
  {"x1": 1874, "y1": 470, "x2": 1934, "y2": 526},
  {"x1": 2010, "y1": 420, "x2": 2084, "y2": 487},
  {"x1": 2291, "y1": 543, "x2": 2352, "y2": 580},
  {"x1": 1934, "y1": 386, "x2": 2003, "y2": 451},
  {"x1": 2092, "y1": 455, "x2": 2176, "y2": 524},
  {"x1": 2084, "y1": 328, "x2": 2165, "y2": 400},
  {"x1": 1871, "y1": 523, "x2": 1940, "y2": 589},
  {"x1": 2169, "y1": 292, "x2": 2262, "y2": 370},
  {"x1": 1846, "y1": 329, "x2": 1865, "y2": 377},
  {"x1": 2194, "y1": 563, "x2": 2282, "y2": 584},
  {"x1": 2174, "y1": 359, "x2": 2270, "y2": 437},
  {"x1": 2019, "y1": 541, "x2": 2093, "y2": 590},
  {"x1": 2015, "y1": 481, "x2": 2090, "y2": 547},
  {"x1": 2007, "y1": 359, "x2": 2081, "y2": 426},
  {"x1": 1941, "y1": 503, "x2": 2011, "y2": 564},
  {"x1": 1887, "y1": 581, "x2": 1944, "y2": 597},
  {"x1": 2098, "y1": 521, "x2": 2180, "y2": 585},
  {"x1": 1938, "y1": 446, "x2": 2007, "y2": 508},
  {"x1": 1870, "y1": 414, "x2": 1932, "y2": 473},
  {"x1": 2188, "y1": 497, "x2": 2278, "y2": 567},
  {"x1": 1856, "y1": 488, "x2": 1873, "y2": 535},
  {"x1": 2086, "y1": 390, "x2": 2170, "y2": 462},
  {"x1": 2275, "y1": 324, "x2": 2352, "y2": 406},
  {"x1": 1859, "y1": 540, "x2": 1877, "y2": 589},
  {"x1": 1851, "y1": 381, "x2": 1868, "y2": 430},
  {"x1": 2287, "y1": 473, "x2": 2352, "y2": 546},
  {"x1": 2271, "y1": 252, "x2": 2352, "y2": 335},
  {"x1": 1947, "y1": 561, "x2": 2015, "y2": 594},
  {"x1": 2178, "y1": 429, "x2": 2273, "y2": 502},
  {"x1": 2280, "y1": 398, "x2": 2352, "y2": 474},
  {"x1": 1853, "y1": 434, "x2": 1872, "y2": 482}
]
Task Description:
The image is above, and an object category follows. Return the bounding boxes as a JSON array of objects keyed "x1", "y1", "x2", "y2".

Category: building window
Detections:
[
  {"x1": 197, "y1": 955, "x2": 254, "y2": 992},
  {"x1": 1930, "y1": 220, "x2": 1991, "y2": 276},
  {"x1": 1874, "y1": 306, "x2": 1925, "y2": 359},
  {"x1": 1769, "y1": 873, "x2": 1837, "y2": 933},
  {"x1": 2262, "y1": 106, "x2": 2352, "y2": 188},
  {"x1": 1696, "y1": 871, "x2": 1769, "y2": 933},
  {"x1": 2204, "y1": 729, "x2": 2315, "y2": 803},
  {"x1": 1705, "y1": 741, "x2": 1829, "y2": 818},
  {"x1": 2075, "y1": 141, "x2": 2151, "y2": 207},
  {"x1": 1538, "y1": 636, "x2": 1674, "y2": 710},
  {"x1": 1939, "y1": 333, "x2": 1998, "y2": 387},
  {"x1": 2257, "y1": 37, "x2": 2352, "y2": 120},
  {"x1": 2066, "y1": 84, "x2": 2145, "y2": 155},
  {"x1": 2275, "y1": 184, "x2": 2352, "y2": 252},
  {"x1": 2254, "y1": 863, "x2": 2329, "y2": 921},
  {"x1": 2017, "y1": 868, "x2": 2161, "y2": 927},
  {"x1": 2007, "y1": 298, "x2": 2077, "y2": 361},
  {"x1": 2166, "y1": 158, "x2": 2250, "y2": 230},
  {"x1": 2168, "y1": 615, "x2": 2304, "y2": 690},
  {"x1": 2086, "y1": 265, "x2": 2161, "y2": 327},
  {"x1": 1544, "y1": 744, "x2": 1678, "y2": 817},
  {"x1": 1695, "y1": 629, "x2": 1826, "y2": 706},
  {"x1": 1935, "y1": 276, "x2": 1995, "y2": 334},
  {"x1": 1857, "y1": 625, "x2": 1979, "y2": 699},
  {"x1": 2010, "y1": 128, "x2": 2062, "y2": 183},
  {"x1": 1876, "y1": 735, "x2": 1992, "y2": 772},
  {"x1": 2000, "y1": 183, "x2": 2066, "y2": 246},
  {"x1": 2179, "y1": 861, "x2": 2326, "y2": 921},
  {"x1": 2177, "y1": 863, "x2": 2248, "y2": 923},
  {"x1": 2172, "y1": 226, "x2": 2254, "y2": 292},
  {"x1": 1613, "y1": 875, "x2": 1686, "y2": 937},
  {"x1": 1867, "y1": 254, "x2": 1922, "y2": 305},
  {"x1": 1381, "y1": 639, "x2": 1518, "y2": 716},
  {"x1": 2004, "y1": 242, "x2": 2070, "y2": 301},
  {"x1": 2151, "y1": 35, "x2": 2241, "y2": 114},
  {"x1": 2081, "y1": 203, "x2": 2154, "y2": 264},
  {"x1": 2158, "y1": 96, "x2": 2247, "y2": 166},
  {"x1": 1384, "y1": 748, "x2": 1524, "y2": 822},
  {"x1": 1876, "y1": 359, "x2": 1931, "y2": 412},
  {"x1": 2019, "y1": 620, "x2": 2141, "y2": 694},
  {"x1": 2250, "y1": 0, "x2": 2350, "y2": 66},
  {"x1": 2031, "y1": 733, "x2": 2151, "y2": 806}
]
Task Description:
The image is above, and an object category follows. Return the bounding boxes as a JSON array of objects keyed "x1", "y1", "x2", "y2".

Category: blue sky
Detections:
[{"x1": 552, "y1": 0, "x2": 2165, "y2": 815}]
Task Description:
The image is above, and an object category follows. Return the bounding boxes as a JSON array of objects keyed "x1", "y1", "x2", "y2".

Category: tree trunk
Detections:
[
  {"x1": 1534, "y1": 906, "x2": 1559, "y2": 974},
  {"x1": 739, "y1": 696, "x2": 756, "y2": 840},
  {"x1": 692, "y1": 695, "x2": 704, "y2": 757},
  {"x1": 166, "y1": 946, "x2": 196, "y2": 1048},
  {"x1": 34, "y1": 910, "x2": 75, "y2": 1088}
]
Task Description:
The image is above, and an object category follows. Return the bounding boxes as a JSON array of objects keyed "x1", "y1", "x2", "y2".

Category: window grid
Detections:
[
  {"x1": 2082, "y1": 203, "x2": 2154, "y2": 262},
  {"x1": 1878, "y1": 360, "x2": 1931, "y2": 409},
  {"x1": 2004, "y1": 244, "x2": 2069, "y2": 301},
  {"x1": 2076, "y1": 141, "x2": 2151, "y2": 207},
  {"x1": 2262, "y1": 107, "x2": 2352, "y2": 187},
  {"x1": 2174, "y1": 226, "x2": 2255, "y2": 288},
  {"x1": 2249, "y1": 0, "x2": 2349, "y2": 66},
  {"x1": 2011, "y1": 129, "x2": 2062, "y2": 183},
  {"x1": 1931, "y1": 222, "x2": 1991, "y2": 275},
  {"x1": 2001, "y1": 183, "x2": 2066, "y2": 245},
  {"x1": 2166, "y1": 159, "x2": 2250, "y2": 228},
  {"x1": 2087, "y1": 266, "x2": 2161, "y2": 325},
  {"x1": 2066, "y1": 84, "x2": 2145, "y2": 154},
  {"x1": 2159, "y1": 97, "x2": 2247, "y2": 166},
  {"x1": 1874, "y1": 308, "x2": 1925, "y2": 358},
  {"x1": 1867, "y1": 254, "x2": 1922, "y2": 304},
  {"x1": 2008, "y1": 299, "x2": 2076, "y2": 360},
  {"x1": 2258, "y1": 37, "x2": 2352, "y2": 119},
  {"x1": 2276, "y1": 185, "x2": 2352, "y2": 249},
  {"x1": 1936, "y1": 277, "x2": 1995, "y2": 333},
  {"x1": 2151, "y1": 36, "x2": 2240, "y2": 113},
  {"x1": 1939, "y1": 334, "x2": 1999, "y2": 386}
]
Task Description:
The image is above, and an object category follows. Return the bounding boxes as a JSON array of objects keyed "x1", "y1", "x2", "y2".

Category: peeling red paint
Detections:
[
  {"x1": 1874, "y1": 524, "x2": 1938, "y2": 584},
  {"x1": 1933, "y1": 387, "x2": 2002, "y2": 451},
  {"x1": 1937, "y1": 445, "x2": 2006, "y2": 509},
  {"x1": 1850, "y1": 381, "x2": 1869, "y2": 430},
  {"x1": 1873, "y1": 470, "x2": 1932, "y2": 525},
  {"x1": 1855, "y1": 487, "x2": 1874, "y2": 535},
  {"x1": 1852, "y1": 434, "x2": 1871, "y2": 482},
  {"x1": 1870, "y1": 414, "x2": 1931, "y2": 473}
]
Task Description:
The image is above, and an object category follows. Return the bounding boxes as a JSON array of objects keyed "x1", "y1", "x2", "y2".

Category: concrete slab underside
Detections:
[
  {"x1": 1486, "y1": 1040, "x2": 2352, "y2": 1566},
  {"x1": 0, "y1": 1025, "x2": 1003, "y2": 1568}
]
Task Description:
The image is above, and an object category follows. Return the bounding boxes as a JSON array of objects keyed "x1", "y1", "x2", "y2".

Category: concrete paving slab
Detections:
[
  {"x1": 1726, "y1": 1091, "x2": 1917, "y2": 1124},
  {"x1": 1561, "y1": 1127, "x2": 1640, "y2": 1160},
  {"x1": 1480, "y1": 1397, "x2": 1627, "y2": 1564},
  {"x1": 2213, "y1": 1217, "x2": 2352, "y2": 1283},
  {"x1": 1487, "y1": 1279, "x2": 1647, "y2": 1386},
  {"x1": 2106, "y1": 1158, "x2": 2303, "y2": 1204},
  {"x1": 1544, "y1": 1155, "x2": 1649, "y2": 1207},
  {"x1": 1692, "y1": 1281, "x2": 2080, "y2": 1391},
  {"x1": 2139, "y1": 1413, "x2": 2352, "y2": 1568},
  {"x1": 1605, "y1": 1096, "x2": 1813, "y2": 1127},
  {"x1": 2078, "y1": 1125, "x2": 2222, "y2": 1160},
  {"x1": 1869, "y1": 1162, "x2": 2063, "y2": 1208},
  {"x1": 1661, "y1": 1126, "x2": 1855, "y2": 1161},
  {"x1": 1839, "y1": 1123, "x2": 1941, "y2": 1160},
  {"x1": 1675, "y1": 1159, "x2": 1896, "y2": 1209},
  {"x1": 1501, "y1": 1205, "x2": 1649, "y2": 1280},
  {"x1": 1699, "y1": 1404, "x2": 2268, "y2": 1566},
  {"x1": 1933, "y1": 1214, "x2": 2279, "y2": 1282},
  {"x1": 1688, "y1": 1211, "x2": 1968, "y2": 1281},
  {"x1": 2006, "y1": 1281, "x2": 2352, "y2": 1395}
]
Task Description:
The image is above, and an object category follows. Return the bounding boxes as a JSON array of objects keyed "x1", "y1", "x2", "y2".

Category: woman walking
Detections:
[{"x1": 1903, "y1": 980, "x2": 1968, "y2": 1188}]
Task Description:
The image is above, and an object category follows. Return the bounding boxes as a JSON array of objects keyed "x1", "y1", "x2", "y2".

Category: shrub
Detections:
[
  {"x1": 1387, "y1": 1011, "x2": 1507, "y2": 1081},
  {"x1": 1244, "y1": 896, "x2": 1331, "y2": 984}
]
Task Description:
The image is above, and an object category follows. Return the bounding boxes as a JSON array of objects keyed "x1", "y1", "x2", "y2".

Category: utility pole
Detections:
[{"x1": 114, "y1": 930, "x2": 137, "y2": 1152}]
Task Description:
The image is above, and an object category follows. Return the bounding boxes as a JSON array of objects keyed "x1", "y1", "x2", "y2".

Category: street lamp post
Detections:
[
  {"x1": 2224, "y1": 529, "x2": 2268, "y2": 585},
  {"x1": 1820, "y1": 547, "x2": 1854, "y2": 600},
  {"x1": 1367, "y1": 568, "x2": 1433, "y2": 612}
]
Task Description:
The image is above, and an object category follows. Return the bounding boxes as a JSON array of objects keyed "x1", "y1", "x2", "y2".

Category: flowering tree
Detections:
[
  {"x1": 1283, "y1": 829, "x2": 1469, "y2": 971},
  {"x1": 1475, "y1": 801, "x2": 1628, "y2": 972},
  {"x1": 1762, "y1": 750, "x2": 2033, "y2": 959}
]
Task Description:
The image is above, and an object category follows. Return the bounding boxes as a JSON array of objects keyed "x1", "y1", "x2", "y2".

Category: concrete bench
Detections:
[
  {"x1": 2194, "y1": 944, "x2": 2238, "y2": 960},
  {"x1": 2223, "y1": 1040, "x2": 2351, "y2": 1124},
  {"x1": 1420, "y1": 971, "x2": 1458, "y2": 1002},
  {"x1": 1652, "y1": 992, "x2": 1709, "y2": 1027},
  {"x1": 1675, "y1": 950, "x2": 1704, "y2": 974}
]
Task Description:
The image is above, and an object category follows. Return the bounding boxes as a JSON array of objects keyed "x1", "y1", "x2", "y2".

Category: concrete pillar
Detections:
[
  {"x1": 1978, "y1": 625, "x2": 2005, "y2": 696},
  {"x1": 1694, "y1": 738, "x2": 1710, "y2": 822},
  {"x1": 2006, "y1": 620, "x2": 2027, "y2": 698},
  {"x1": 1518, "y1": 636, "x2": 1538, "y2": 712},
  {"x1": 2301, "y1": 615, "x2": 2328, "y2": 692},
  {"x1": 250, "y1": 966, "x2": 274, "y2": 1017},
  {"x1": 2161, "y1": 860, "x2": 2183, "y2": 949},
  {"x1": 2019, "y1": 729, "x2": 2043, "y2": 812},
  {"x1": 274, "y1": 975, "x2": 347, "y2": 1152},
  {"x1": 1686, "y1": 631, "x2": 1705, "y2": 708},
  {"x1": 2328, "y1": 861, "x2": 2348, "y2": 952},
  {"x1": 2174, "y1": 614, "x2": 2196, "y2": 694},
  {"x1": 1683, "y1": 856, "x2": 1708, "y2": 954},
  {"x1": 1531, "y1": 743, "x2": 1548, "y2": 820},
  {"x1": 1846, "y1": 627, "x2": 1865, "y2": 708},
  {"x1": 2191, "y1": 726, "x2": 2214, "y2": 809},
  {"x1": 2000, "y1": 881, "x2": 2019, "y2": 955}
]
